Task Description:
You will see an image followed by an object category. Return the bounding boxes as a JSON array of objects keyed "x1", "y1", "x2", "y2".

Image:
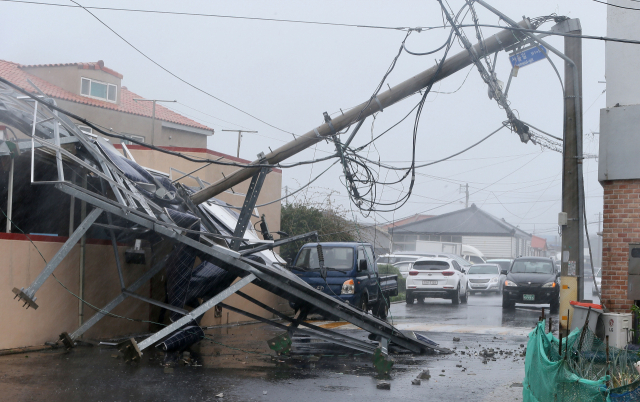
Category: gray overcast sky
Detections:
[{"x1": 0, "y1": 0, "x2": 609, "y2": 238}]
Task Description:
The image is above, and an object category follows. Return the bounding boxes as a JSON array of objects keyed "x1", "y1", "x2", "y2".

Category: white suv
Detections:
[{"x1": 406, "y1": 257, "x2": 469, "y2": 305}]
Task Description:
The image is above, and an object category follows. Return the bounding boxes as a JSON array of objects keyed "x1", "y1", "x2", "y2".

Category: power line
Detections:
[
  {"x1": 69, "y1": 0, "x2": 297, "y2": 137},
  {"x1": 592, "y1": 0, "x2": 640, "y2": 11},
  {"x1": 0, "y1": 0, "x2": 421, "y2": 31},
  {"x1": 5, "y1": 1, "x2": 640, "y2": 45}
]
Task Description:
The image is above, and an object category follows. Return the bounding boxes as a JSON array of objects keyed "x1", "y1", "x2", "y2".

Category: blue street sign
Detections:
[{"x1": 509, "y1": 45, "x2": 547, "y2": 68}]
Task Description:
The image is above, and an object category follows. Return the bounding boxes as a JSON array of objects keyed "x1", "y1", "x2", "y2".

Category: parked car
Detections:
[
  {"x1": 406, "y1": 257, "x2": 469, "y2": 305},
  {"x1": 467, "y1": 263, "x2": 503, "y2": 295},
  {"x1": 485, "y1": 259, "x2": 512, "y2": 287},
  {"x1": 291, "y1": 242, "x2": 398, "y2": 319},
  {"x1": 501, "y1": 257, "x2": 560, "y2": 312},
  {"x1": 376, "y1": 252, "x2": 437, "y2": 268},
  {"x1": 461, "y1": 245, "x2": 486, "y2": 264},
  {"x1": 592, "y1": 268, "x2": 602, "y2": 296},
  {"x1": 392, "y1": 261, "x2": 414, "y2": 279}
]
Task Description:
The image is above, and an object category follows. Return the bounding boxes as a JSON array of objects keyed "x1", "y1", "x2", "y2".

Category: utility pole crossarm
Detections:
[{"x1": 189, "y1": 20, "x2": 531, "y2": 206}]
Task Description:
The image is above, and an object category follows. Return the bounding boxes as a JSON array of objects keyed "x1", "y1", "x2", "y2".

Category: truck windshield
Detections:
[
  {"x1": 413, "y1": 260, "x2": 450, "y2": 271},
  {"x1": 468, "y1": 265, "x2": 499, "y2": 275},
  {"x1": 295, "y1": 247, "x2": 354, "y2": 270},
  {"x1": 511, "y1": 260, "x2": 554, "y2": 274}
]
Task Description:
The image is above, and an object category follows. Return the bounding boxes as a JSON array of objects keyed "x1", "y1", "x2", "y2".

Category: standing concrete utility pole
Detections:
[
  {"x1": 459, "y1": 183, "x2": 469, "y2": 208},
  {"x1": 560, "y1": 25, "x2": 585, "y2": 310},
  {"x1": 464, "y1": 184, "x2": 469, "y2": 208},
  {"x1": 133, "y1": 99, "x2": 177, "y2": 146},
  {"x1": 189, "y1": 19, "x2": 532, "y2": 205},
  {"x1": 221, "y1": 130, "x2": 258, "y2": 158},
  {"x1": 475, "y1": 0, "x2": 584, "y2": 334}
]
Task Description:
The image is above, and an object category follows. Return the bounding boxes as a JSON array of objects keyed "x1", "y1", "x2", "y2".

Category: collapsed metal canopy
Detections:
[{"x1": 0, "y1": 80, "x2": 450, "y2": 361}]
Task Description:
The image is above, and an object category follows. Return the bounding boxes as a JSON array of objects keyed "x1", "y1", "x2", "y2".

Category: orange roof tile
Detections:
[
  {"x1": 20, "y1": 60, "x2": 123, "y2": 79},
  {"x1": 0, "y1": 59, "x2": 212, "y2": 132}
]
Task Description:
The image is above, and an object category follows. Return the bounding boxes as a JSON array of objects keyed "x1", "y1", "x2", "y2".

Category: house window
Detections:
[
  {"x1": 121, "y1": 134, "x2": 145, "y2": 145},
  {"x1": 80, "y1": 78, "x2": 117, "y2": 102}
]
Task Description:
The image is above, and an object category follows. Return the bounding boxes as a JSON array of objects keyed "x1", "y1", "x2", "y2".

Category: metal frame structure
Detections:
[{"x1": 0, "y1": 81, "x2": 448, "y2": 362}]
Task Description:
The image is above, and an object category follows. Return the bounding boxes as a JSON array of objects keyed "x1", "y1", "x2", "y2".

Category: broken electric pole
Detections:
[{"x1": 188, "y1": 19, "x2": 533, "y2": 206}]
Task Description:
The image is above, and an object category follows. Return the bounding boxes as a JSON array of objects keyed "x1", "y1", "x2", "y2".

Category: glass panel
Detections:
[
  {"x1": 468, "y1": 265, "x2": 501, "y2": 274},
  {"x1": 81, "y1": 78, "x2": 90, "y2": 95},
  {"x1": 511, "y1": 260, "x2": 554, "y2": 274},
  {"x1": 294, "y1": 247, "x2": 354, "y2": 270},
  {"x1": 90, "y1": 81, "x2": 107, "y2": 99},
  {"x1": 413, "y1": 260, "x2": 450, "y2": 271},
  {"x1": 364, "y1": 247, "x2": 375, "y2": 272},
  {"x1": 107, "y1": 84, "x2": 117, "y2": 101}
]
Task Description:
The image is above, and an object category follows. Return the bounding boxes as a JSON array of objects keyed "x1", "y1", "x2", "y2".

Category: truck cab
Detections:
[{"x1": 290, "y1": 242, "x2": 397, "y2": 319}]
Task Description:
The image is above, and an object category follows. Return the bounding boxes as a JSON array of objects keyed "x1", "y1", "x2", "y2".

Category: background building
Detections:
[
  {"x1": 390, "y1": 204, "x2": 533, "y2": 259},
  {"x1": 598, "y1": 2, "x2": 640, "y2": 313}
]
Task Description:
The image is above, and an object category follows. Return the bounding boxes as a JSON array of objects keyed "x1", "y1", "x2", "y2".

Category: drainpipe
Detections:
[{"x1": 5, "y1": 157, "x2": 13, "y2": 233}]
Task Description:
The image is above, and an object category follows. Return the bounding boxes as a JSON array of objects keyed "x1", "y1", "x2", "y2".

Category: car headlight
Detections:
[
  {"x1": 341, "y1": 279, "x2": 355, "y2": 295},
  {"x1": 490, "y1": 277, "x2": 498, "y2": 283},
  {"x1": 504, "y1": 280, "x2": 518, "y2": 287},
  {"x1": 542, "y1": 282, "x2": 556, "y2": 288}
]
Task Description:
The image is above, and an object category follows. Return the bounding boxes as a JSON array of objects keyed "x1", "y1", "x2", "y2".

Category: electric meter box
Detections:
[
  {"x1": 628, "y1": 243, "x2": 640, "y2": 299},
  {"x1": 601, "y1": 312, "x2": 632, "y2": 349}
]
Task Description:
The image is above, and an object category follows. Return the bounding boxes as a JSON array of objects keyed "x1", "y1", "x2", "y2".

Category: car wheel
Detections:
[
  {"x1": 359, "y1": 295, "x2": 368, "y2": 313},
  {"x1": 461, "y1": 284, "x2": 469, "y2": 304},
  {"x1": 502, "y1": 295, "x2": 515, "y2": 309},
  {"x1": 406, "y1": 291, "x2": 414, "y2": 305},
  {"x1": 374, "y1": 300, "x2": 389, "y2": 320},
  {"x1": 452, "y1": 285, "x2": 461, "y2": 305}
]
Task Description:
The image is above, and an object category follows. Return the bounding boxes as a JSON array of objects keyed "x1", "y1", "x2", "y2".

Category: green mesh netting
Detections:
[{"x1": 523, "y1": 320, "x2": 640, "y2": 401}]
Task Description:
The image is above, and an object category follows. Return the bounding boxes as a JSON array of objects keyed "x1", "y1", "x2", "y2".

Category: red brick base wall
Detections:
[{"x1": 601, "y1": 180, "x2": 640, "y2": 312}]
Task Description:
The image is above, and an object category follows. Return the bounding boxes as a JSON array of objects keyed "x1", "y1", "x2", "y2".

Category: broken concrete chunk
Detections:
[
  {"x1": 453, "y1": 337, "x2": 461, "y2": 342},
  {"x1": 411, "y1": 379, "x2": 421, "y2": 385},
  {"x1": 376, "y1": 381, "x2": 391, "y2": 390},
  {"x1": 215, "y1": 393, "x2": 223, "y2": 398},
  {"x1": 417, "y1": 369, "x2": 431, "y2": 380}
]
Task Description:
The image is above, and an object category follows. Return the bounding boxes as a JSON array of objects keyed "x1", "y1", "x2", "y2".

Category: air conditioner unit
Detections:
[{"x1": 601, "y1": 312, "x2": 632, "y2": 349}]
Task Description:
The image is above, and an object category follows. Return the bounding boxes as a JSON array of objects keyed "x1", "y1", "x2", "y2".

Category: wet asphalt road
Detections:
[{"x1": 0, "y1": 291, "x2": 598, "y2": 402}]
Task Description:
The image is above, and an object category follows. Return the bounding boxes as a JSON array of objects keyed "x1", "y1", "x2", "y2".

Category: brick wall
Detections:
[{"x1": 601, "y1": 179, "x2": 640, "y2": 312}]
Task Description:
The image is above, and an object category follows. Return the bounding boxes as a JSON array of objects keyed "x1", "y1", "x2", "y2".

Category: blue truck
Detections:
[{"x1": 290, "y1": 242, "x2": 398, "y2": 319}]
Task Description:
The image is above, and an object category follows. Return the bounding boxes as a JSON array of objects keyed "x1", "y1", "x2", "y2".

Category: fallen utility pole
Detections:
[{"x1": 189, "y1": 19, "x2": 532, "y2": 205}]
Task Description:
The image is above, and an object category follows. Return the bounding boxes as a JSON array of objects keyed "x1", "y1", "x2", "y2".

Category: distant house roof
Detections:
[
  {"x1": 391, "y1": 204, "x2": 531, "y2": 239},
  {"x1": 20, "y1": 60, "x2": 124, "y2": 79},
  {"x1": 383, "y1": 214, "x2": 434, "y2": 230},
  {"x1": 0, "y1": 60, "x2": 211, "y2": 131},
  {"x1": 531, "y1": 235, "x2": 547, "y2": 250}
]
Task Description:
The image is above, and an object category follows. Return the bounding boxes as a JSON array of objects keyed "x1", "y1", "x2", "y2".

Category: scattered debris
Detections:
[
  {"x1": 412, "y1": 379, "x2": 421, "y2": 385},
  {"x1": 417, "y1": 369, "x2": 431, "y2": 380},
  {"x1": 376, "y1": 381, "x2": 391, "y2": 390},
  {"x1": 453, "y1": 337, "x2": 460, "y2": 342},
  {"x1": 215, "y1": 393, "x2": 224, "y2": 398}
]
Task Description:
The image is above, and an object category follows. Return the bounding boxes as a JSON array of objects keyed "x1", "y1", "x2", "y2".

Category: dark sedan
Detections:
[{"x1": 501, "y1": 257, "x2": 560, "y2": 312}]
